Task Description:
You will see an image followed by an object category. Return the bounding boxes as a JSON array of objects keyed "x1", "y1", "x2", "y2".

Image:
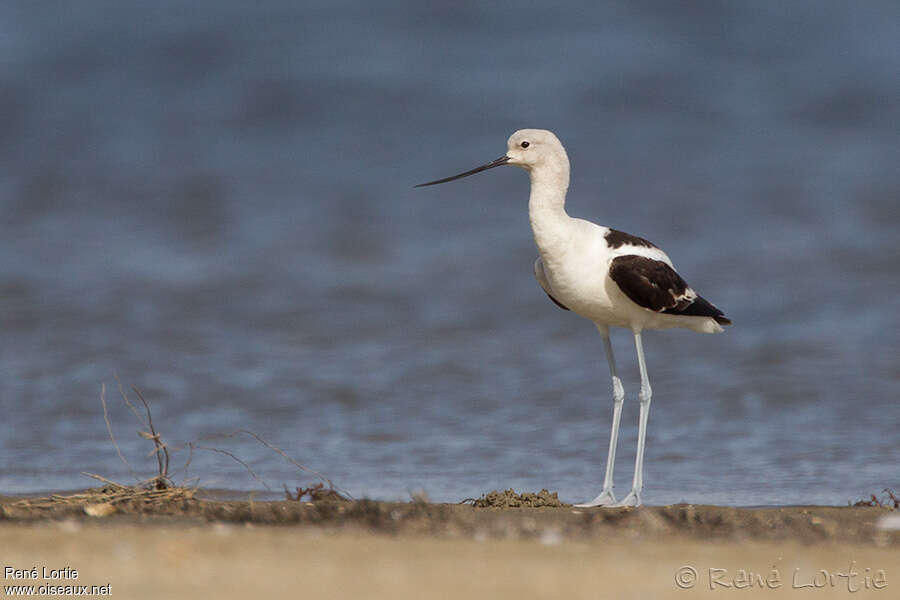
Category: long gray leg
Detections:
[
  {"x1": 575, "y1": 324, "x2": 625, "y2": 507},
  {"x1": 615, "y1": 330, "x2": 651, "y2": 507}
]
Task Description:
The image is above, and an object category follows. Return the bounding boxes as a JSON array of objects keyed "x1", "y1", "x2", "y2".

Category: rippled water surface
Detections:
[{"x1": 1, "y1": 1, "x2": 898, "y2": 505}]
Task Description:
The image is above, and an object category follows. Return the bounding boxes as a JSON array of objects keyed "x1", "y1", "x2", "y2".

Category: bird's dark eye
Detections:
[{"x1": 521, "y1": 141, "x2": 530, "y2": 148}]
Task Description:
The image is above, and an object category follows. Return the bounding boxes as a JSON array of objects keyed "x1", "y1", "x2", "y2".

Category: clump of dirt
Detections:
[{"x1": 470, "y1": 489, "x2": 568, "y2": 508}]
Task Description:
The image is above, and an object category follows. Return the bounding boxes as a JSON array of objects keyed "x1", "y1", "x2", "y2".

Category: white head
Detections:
[
  {"x1": 416, "y1": 128, "x2": 569, "y2": 188},
  {"x1": 504, "y1": 129, "x2": 568, "y2": 173}
]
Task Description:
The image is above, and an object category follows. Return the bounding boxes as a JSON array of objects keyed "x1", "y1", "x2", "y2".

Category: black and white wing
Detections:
[
  {"x1": 534, "y1": 256, "x2": 570, "y2": 311},
  {"x1": 609, "y1": 255, "x2": 731, "y2": 325}
]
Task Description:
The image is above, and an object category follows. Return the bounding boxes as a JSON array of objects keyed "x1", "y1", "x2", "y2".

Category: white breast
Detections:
[{"x1": 535, "y1": 222, "x2": 682, "y2": 329}]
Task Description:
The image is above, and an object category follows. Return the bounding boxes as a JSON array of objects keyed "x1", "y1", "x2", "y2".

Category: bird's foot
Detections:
[
  {"x1": 574, "y1": 489, "x2": 617, "y2": 507},
  {"x1": 611, "y1": 489, "x2": 642, "y2": 508}
]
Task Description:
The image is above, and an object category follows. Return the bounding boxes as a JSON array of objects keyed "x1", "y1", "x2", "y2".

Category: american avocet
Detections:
[{"x1": 417, "y1": 129, "x2": 730, "y2": 507}]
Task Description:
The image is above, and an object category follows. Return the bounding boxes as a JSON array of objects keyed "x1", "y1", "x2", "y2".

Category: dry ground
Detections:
[{"x1": 1, "y1": 489, "x2": 897, "y2": 599}]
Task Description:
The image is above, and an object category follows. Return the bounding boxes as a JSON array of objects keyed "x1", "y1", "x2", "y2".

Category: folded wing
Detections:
[{"x1": 609, "y1": 255, "x2": 730, "y2": 325}]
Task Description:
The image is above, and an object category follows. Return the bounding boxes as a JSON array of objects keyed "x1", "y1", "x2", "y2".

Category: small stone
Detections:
[{"x1": 84, "y1": 503, "x2": 116, "y2": 517}]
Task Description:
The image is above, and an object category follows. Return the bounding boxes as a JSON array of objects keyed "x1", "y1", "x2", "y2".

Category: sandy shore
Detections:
[{"x1": 1, "y1": 490, "x2": 897, "y2": 599}]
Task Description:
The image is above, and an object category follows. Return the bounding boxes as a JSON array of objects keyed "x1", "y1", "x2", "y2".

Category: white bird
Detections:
[{"x1": 417, "y1": 129, "x2": 730, "y2": 507}]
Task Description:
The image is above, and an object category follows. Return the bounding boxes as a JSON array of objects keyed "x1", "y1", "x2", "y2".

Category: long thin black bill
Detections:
[{"x1": 415, "y1": 155, "x2": 510, "y2": 188}]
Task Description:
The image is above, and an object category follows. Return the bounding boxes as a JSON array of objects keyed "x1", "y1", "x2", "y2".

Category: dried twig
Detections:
[
  {"x1": 100, "y1": 383, "x2": 138, "y2": 481},
  {"x1": 81, "y1": 472, "x2": 130, "y2": 489},
  {"x1": 180, "y1": 439, "x2": 195, "y2": 482},
  {"x1": 133, "y1": 386, "x2": 169, "y2": 486},
  {"x1": 190, "y1": 443, "x2": 272, "y2": 490},
  {"x1": 14, "y1": 484, "x2": 197, "y2": 511},
  {"x1": 284, "y1": 482, "x2": 348, "y2": 502},
  {"x1": 888, "y1": 489, "x2": 900, "y2": 508},
  {"x1": 95, "y1": 382, "x2": 176, "y2": 490},
  {"x1": 852, "y1": 488, "x2": 900, "y2": 508},
  {"x1": 115, "y1": 375, "x2": 148, "y2": 429},
  {"x1": 217, "y1": 429, "x2": 351, "y2": 499},
  {"x1": 96, "y1": 382, "x2": 345, "y2": 499}
]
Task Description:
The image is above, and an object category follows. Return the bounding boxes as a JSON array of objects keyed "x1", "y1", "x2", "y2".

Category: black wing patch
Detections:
[
  {"x1": 605, "y1": 229, "x2": 657, "y2": 250},
  {"x1": 609, "y1": 255, "x2": 731, "y2": 325}
]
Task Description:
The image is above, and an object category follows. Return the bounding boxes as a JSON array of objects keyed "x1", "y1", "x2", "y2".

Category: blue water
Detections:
[{"x1": 1, "y1": 1, "x2": 898, "y2": 505}]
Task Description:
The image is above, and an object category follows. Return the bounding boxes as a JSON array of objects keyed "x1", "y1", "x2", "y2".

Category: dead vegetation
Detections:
[
  {"x1": 187, "y1": 428, "x2": 350, "y2": 500},
  {"x1": 6, "y1": 484, "x2": 196, "y2": 518},
  {"x1": 5, "y1": 382, "x2": 348, "y2": 518},
  {"x1": 99, "y1": 382, "x2": 172, "y2": 490},
  {"x1": 853, "y1": 489, "x2": 899, "y2": 508},
  {"x1": 285, "y1": 482, "x2": 349, "y2": 502}
]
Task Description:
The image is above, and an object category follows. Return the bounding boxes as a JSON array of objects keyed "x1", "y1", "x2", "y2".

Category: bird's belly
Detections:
[{"x1": 543, "y1": 259, "x2": 634, "y2": 328}]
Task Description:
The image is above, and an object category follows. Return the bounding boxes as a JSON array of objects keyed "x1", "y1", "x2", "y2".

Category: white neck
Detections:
[{"x1": 528, "y1": 159, "x2": 571, "y2": 255}]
